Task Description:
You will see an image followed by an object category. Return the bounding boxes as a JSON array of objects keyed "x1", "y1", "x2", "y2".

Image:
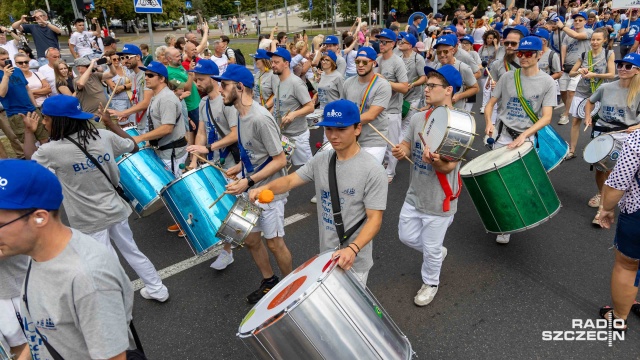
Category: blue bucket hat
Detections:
[
  {"x1": 139, "y1": 61, "x2": 169, "y2": 79},
  {"x1": 503, "y1": 25, "x2": 530, "y2": 38},
  {"x1": 434, "y1": 34, "x2": 458, "y2": 48},
  {"x1": 572, "y1": 11, "x2": 588, "y2": 20},
  {"x1": 117, "y1": 44, "x2": 142, "y2": 57},
  {"x1": 399, "y1": 32, "x2": 417, "y2": 47},
  {"x1": 424, "y1": 65, "x2": 463, "y2": 93},
  {"x1": 355, "y1": 47, "x2": 377, "y2": 62},
  {"x1": 323, "y1": 35, "x2": 340, "y2": 45},
  {"x1": 460, "y1": 35, "x2": 474, "y2": 44},
  {"x1": 188, "y1": 59, "x2": 219, "y2": 76},
  {"x1": 42, "y1": 95, "x2": 94, "y2": 120},
  {"x1": 518, "y1": 36, "x2": 543, "y2": 51},
  {"x1": 376, "y1": 28, "x2": 397, "y2": 41},
  {"x1": 317, "y1": 100, "x2": 360, "y2": 128},
  {"x1": 252, "y1": 49, "x2": 271, "y2": 60},
  {"x1": 212, "y1": 64, "x2": 254, "y2": 88},
  {"x1": 267, "y1": 47, "x2": 292, "y2": 62},
  {"x1": 533, "y1": 28, "x2": 550, "y2": 41},
  {"x1": 615, "y1": 53, "x2": 640, "y2": 68},
  {"x1": 0, "y1": 159, "x2": 63, "y2": 211}
]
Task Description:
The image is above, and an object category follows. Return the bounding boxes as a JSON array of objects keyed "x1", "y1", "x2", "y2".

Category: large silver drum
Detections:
[
  {"x1": 238, "y1": 251, "x2": 414, "y2": 359},
  {"x1": 423, "y1": 106, "x2": 476, "y2": 161},
  {"x1": 306, "y1": 111, "x2": 323, "y2": 129}
]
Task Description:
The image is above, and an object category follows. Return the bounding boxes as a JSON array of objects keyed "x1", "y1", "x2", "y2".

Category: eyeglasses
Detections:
[
  {"x1": 504, "y1": 41, "x2": 519, "y2": 47},
  {"x1": 355, "y1": 59, "x2": 371, "y2": 66},
  {"x1": 144, "y1": 72, "x2": 157, "y2": 78},
  {"x1": 617, "y1": 63, "x2": 638, "y2": 70},
  {"x1": 321, "y1": 58, "x2": 331, "y2": 62},
  {"x1": 119, "y1": 55, "x2": 133, "y2": 60},
  {"x1": 379, "y1": 40, "x2": 395, "y2": 45},
  {"x1": 0, "y1": 210, "x2": 35, "y2": 230},
  {"x1": 442, "y1": 31, "x2": 454, "y2": 34},
  {"x1": 425, "y1": 83, "x2": 447, "y2": 90},
  {"x1": 398, "y1": 40, "x2": 409, "y2": 45},
  {"x1": 436, "y1": 49, "x2": 450, "y2": 56},
  {"x1": 111, "y1": 57, "x2": 119, "y2": 62},
  {"x1": 516, "y1": 51, "x2": 537, "y2": 58},
  {"x1": 16, "y1": 61, "x2": 31, "y2": 65}
]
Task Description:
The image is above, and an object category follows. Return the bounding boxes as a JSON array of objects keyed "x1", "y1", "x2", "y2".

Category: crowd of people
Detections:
[{"x1": 1, "y1": 2, "x2": 640, "y2": 358}]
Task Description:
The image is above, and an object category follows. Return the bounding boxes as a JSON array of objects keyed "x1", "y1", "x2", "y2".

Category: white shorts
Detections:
[
  {"x1": 569, "y1": 95, "x2": 587, "y2": 119},
  {"x1": 0, "y1": 297, "x2": 26, "y2": 349},
  {"x1": 559, "y1": 72, "x2": 581, "y2": 92},
  {"x1": 362, "y1": 146, "x2": 386, "y2": 164},
  {"x1": 493, "y1": 127, "x2": 535, "y2": 149},
  {"x1": 162, "y1": 151, "x2": 189, "y2": 177},
  {"x1": 290, "y1": 130, "x2": 312, "y2": 166},
  {"x1": 252, "y1": 198, "x2": 287, "y2": 239}
]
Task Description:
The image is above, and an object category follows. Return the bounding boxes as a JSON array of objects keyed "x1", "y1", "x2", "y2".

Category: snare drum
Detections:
[
  {"x1": 535, "y1": 125, "x2": 569, "y2": 172},
  {"x1": 315, "y1": 141, "x2": 333, "y2": 155},
  {"x1": 216, "y1": 197, "x2": 262, "y2": 247},
  {"x1": 306, "y1": 112, "x2": 323, "y2": 129},
  {"x1": 423, "y1": 106, "x2": 476, "y2": 161},
  {"x1": 160, "y1": 164, "x2": 236, "y2": 255},
  {"x1": 583, "y1": 134, "x2": 624, "y2": 171},
  {"x1": 115, "y1": 126, "x2": 146, "y2": 162},
  {"x1": 238, "y1": 251, "x2": 414, "y2": 359},
  {"x1": 281, "y1": 135, "x2": 296, "y2": 164},
  {"x1": 461, "y1": 142, "x2": 561, "y2": 234},
  {"x1": 118, "y1": 148, "x2": 175, "y2": 217},
  {"x1": 577, "y1": 98, "x2": 601, "y2": 121}
]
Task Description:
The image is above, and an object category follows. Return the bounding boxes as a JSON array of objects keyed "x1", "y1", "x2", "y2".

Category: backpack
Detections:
[{"x1": 233, "y1": 48, "x2": 246, "y2": 66}]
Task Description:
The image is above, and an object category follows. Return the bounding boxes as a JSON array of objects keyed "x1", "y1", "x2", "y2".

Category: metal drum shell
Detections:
[
  {"x1": 535, "y1": 125, "x2": 570, "y2": 172},
  {"x1": 306, "y1": 112, "x2": 323, "y2": 128},
  {"x1": 117, "y1": 148, "x2": 175, "y2": 217},
  {"x1": 424, "y1": 106, "x2": 476, "y2": 162},
  {"x1": 316, "y1": 141, "x2": 333, "y2": 154},
  {"x1": 160, "y1": 164, "x2": 236, "y2": 255},
  {"x1": 460, "y1": 142, "x2": 561, "y2": 234},
  {"x1": 216, "y1": 197, "x2": 262, "y2": 246},
  {"x1": 583, "y1": 134, "x2": 624, "y2": 172},
  {"x1": 115, "y1": 126, "x2": 146, "y2": 162},
  {"x1": 238, "y1": 251, "x2": 414, "y2": 360}
]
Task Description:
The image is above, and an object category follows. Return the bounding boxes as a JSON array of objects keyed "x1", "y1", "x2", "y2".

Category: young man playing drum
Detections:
[
  {"x1": 186, "y1": 59, "x2": 239, "y2": 270},
  {"x1": 484, "y1": 36, "x2": 557, "y2": 244},
  {"x1": 249, "y1": 100, "x2": 388, "y2": 285},
  {"x1": 391, "y1": 65, "x2": 463, "y2": 306},
  {"x1": 216, "y1": 64, "x2": 292, "y2": 304}
]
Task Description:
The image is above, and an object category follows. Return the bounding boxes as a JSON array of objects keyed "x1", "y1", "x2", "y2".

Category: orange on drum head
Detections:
[
  {"x1": 267, "y1": 276, "x2": 307, "y2": 310},
  {"x1": 294, "y1": 254, "x2": 318, "y2": 274}
]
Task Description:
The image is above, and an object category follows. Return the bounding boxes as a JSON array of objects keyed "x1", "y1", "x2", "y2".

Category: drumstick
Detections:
[
  {"x1": 417, "y1": 132, "x2": 435, "y2": 161},
  {"x1": 208, "y1": 192, "x2": 226, "y2": 209},
  {"x1": 104, "y1": 78, "x2": 123, "y2": 112},
  {"x1": 367, "y1": 123, "x2": 414, "y2": 164},
  {"x1": 191, "y1": 153, "x2": 238, "y2": 180}
]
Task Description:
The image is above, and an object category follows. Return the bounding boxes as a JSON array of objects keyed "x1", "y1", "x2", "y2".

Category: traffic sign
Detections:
[
  {"x1": 134, "y1": 0, "x2": 163, "y2": 14},
  {"x1": 185, "y1": 1, "x2": 192, "y2": 9},
  {"x1": 309, "y1": 0, "x2": 313, "y2": 10},
  {"x1": 90, "y1": 0, "x2": 95, "y2": 10},
  {"x1": 233, "y1": 0, "x2": 241, "y2": 5}
]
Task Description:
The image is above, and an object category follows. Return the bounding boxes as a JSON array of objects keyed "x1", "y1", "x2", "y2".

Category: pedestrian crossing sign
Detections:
[{"x1": 134, "y1": 0, "x2": 163, "y2": 13}]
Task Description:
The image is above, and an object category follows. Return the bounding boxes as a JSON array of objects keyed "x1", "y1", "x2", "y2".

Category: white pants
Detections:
[
  {"x1": 402, "y1": 99, "x2": 421, "y2": 138},
  {"x1": 492, "y1": 128, "x2": 535, "y2": 149},
  {"x1": 252, "y1": 198, "x2": 287, "y2": 239},
  {"x1": 290, "y1": 130, "x2": 312, "y2": 166},
  {"x1": 481, "y1": 77, "x2": 492, "y2": 109},
  {"x1": 559, "y1": 72, "x2": 581, "y2": 92},
  {"x1": 362, "y1": 146, "x2": 386, "y2": 164},
  {"x1": 162, "y1": 151, "x2": 189, "y2": 177},
  {"x1": 398, "y1": 202, "x2": 453, "y2": 285},
  {"x1": 351, "y1": 269, "x2": 369, "y2": 286},
  {"x1": 464, "y1": 102, "x2": 473, "y2": 112},
  {"x1": 88, "y1": 218, "x2": 167, "y2": 298},
  {"x1": 0, "y1": 297, "x2": 26, "y2": 350},
  {"x1": 384, "y1": 113, "x2": 403, "y2": 177}
]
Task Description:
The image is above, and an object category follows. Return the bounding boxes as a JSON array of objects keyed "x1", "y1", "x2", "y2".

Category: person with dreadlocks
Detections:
[{"x1": 22, "y1": 94, "x2": 170, "y2": 302}]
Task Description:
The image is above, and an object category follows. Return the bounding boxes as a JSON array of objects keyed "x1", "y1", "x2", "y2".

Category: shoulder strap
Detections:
[
  {"x1": 513, "y1": 68, "x2": 539, "y2": 123},
  {"x1": 66, "y1": 136, "x2": 116, "y2": 187},
  {"x1": 206, "y1": 98, "x2": 228, "y2": 138},
  {"x1": 328, "y1": 152, "x2": 366, "y2": 245}
]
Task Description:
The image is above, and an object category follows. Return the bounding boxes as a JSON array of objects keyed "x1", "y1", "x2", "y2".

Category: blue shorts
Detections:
[
  {"x1": 613, "y1": 209, "x2": 640, "y2": 261},
  {"x1": 187, "y1": 108, "x2": 200, "y2": 132}
]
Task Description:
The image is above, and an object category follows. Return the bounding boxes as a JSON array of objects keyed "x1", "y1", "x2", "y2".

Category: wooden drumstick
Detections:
[
  {"x1": 104, "y1": 78, "x2": 123, "y2": 112},
  {"x1": 367, "y1": 123, "x2": 414, "y2": 164},
  {"x1": 208, "y1": 192, "x2": 226, "y2": 209},
  {"x1": 191, "y1": 153, "x2": 237, "y2": 180}
]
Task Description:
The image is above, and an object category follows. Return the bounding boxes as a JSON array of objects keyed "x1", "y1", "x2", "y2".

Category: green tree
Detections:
[
  {"x1": 336, "y1": 0, "x2": 369, "y2": 22},
  {"x1": 299, "y1": 0, "x2": 331, "y2": 26}
]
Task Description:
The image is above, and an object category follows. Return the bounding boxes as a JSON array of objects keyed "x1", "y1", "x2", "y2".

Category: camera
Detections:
[
  {"x1": 26, "y1": 16, "x2": 36, "y2": 22},
  {"x1": 481, "y1": 60, "x2": 488, "y2": 67}
]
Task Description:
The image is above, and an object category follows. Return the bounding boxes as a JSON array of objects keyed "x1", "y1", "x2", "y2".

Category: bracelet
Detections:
[
  {"x1": 347, "y1": 245, "x2": 358, "y2": 257},
  {"x1": 350, "y1": 242, "x2": 361, "y2": 252}
]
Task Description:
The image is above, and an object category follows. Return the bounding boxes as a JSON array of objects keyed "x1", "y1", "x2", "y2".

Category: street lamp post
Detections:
[{"x1": 234, "y1": 0, "x2": 241, "y2": 19}]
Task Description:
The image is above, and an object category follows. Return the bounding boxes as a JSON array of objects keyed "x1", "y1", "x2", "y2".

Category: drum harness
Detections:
[
  {"x1": 130, "y1": 75, "x2": 147, "y2": 125},
  {"x1": 495, "y1": 68, "x2": 539, "y2": 146},
  {"x1": 147, "y1": 105, "x2": 187, "y2": 175},
  {"x1": 236, "y1": 114, "x2": 273, "y2": 180},
  {"x1": 328, "y1": 153, "x2": 367, "y2": 248},
  {"x1": 205, "y1": 98, "x2": 240, "y2": 164}
]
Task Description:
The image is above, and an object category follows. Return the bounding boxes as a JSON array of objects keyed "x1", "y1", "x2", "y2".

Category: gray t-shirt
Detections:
[
  {"x1": 575, "y1": 49, "x2": 613, "y2": 99},
  {"x1": 562, "y1": 28, "x2": 593, "y2": 65},
  {"x1": 147, "y1": 86, "x2": 187, "y2": 160},
  {"x1": 344, "y1": 75, "x2": 392, "y2": 147},
  {"x1": 130, "y1": 70, "x2": 150, "y2": 132},
  {"x1": 434, "y1": 60, "x2": 477, "y2": 109},
  {"x1": 0, "y1": 255, "x2": 28, "y2": 299},
  {"x1": 198, "y1": 95, "x2": 238, "y2": 168},
  {"x1": 272, "y1": 74, "x2": 312, "y2": 137},
  {"x1": 494, "y1": 70, "x2": 558, "y2": 133},
  {"x1": 478, "y1": 45, "x2": 499, "y2": 66},
  {"x1": 296, "y1": 149, "x2": 388, "y2": 273},
  {"x1": 239, "y1": 102, "x2": 288, "y2": 200},
  {"x1": 455, "y1": 47, "x2": 480, "y2": 72},
  {"x1": 253, "y1": 70, "x2": 274, "y2": 105},
  {"x1": 336, "y1": 55, "x2": 347, "y2": 75},
  {"x1": 404, "y1": 111, "x2": 461, "y2": 216},
  {"x1": 375, "y1": 54, "x2": 408, "y2": 113},
  {"x1": 490, "y1": 56, "x2": 520, "y2": 82},
  {"x1": 32, "y1": 130, "x2": 135, "y2": 233},
  {"x1": 317, "y1": 70, "x2": 345, "y2": 108},
  {"x1": 21, "y1": 229, "x2": 134, "y2": 360},
  {"x1": 590, "y1": 80, "x2": 640, "y2": 128},
  {"x1": 538, "y1": 48, "x2": 562, "y2": 76},
  {"x1": 401, "y1": 52, "x2": 426, "y2": 103}
]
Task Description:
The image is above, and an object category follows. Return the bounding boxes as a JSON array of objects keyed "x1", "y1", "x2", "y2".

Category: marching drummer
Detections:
[
  {"x1": 484, "y1": 36, "x2": 557, "y2": 244},
  {"x1": 22, "y1": 95, "x2": 169, "y2": 302},
  {"x1": 391, "y1": 65, "x2": 463, "y2": 306},
  {"x1": 186, "y1": 59, "x2": 240, "y2": 270},
  {"x1": 249, "y1": 99, "x2": 388, "y2": 285},
  {"x1": 585, "y1": 53, "x2": 640, "y2": 225},
  {"x1": 215, "y1": 64, "x2": 293, "y2": 304}
]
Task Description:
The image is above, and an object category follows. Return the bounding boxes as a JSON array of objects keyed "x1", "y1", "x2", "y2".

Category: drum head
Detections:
[
  {"x1": 583, "y1": 134, "x2": 615, "y2": 164},
  {"x1": 318, "y1": 141, "x2": 333, "y2": 153},
  {"x1": 423, "y1": 106, "x2": 451, "y2": 152},
  {"x1": 460, "y1": 141, "x2": 534, "y2": 176},
  {"x1": 239, "y1": 251, "x2": 337, "y2": 334}
]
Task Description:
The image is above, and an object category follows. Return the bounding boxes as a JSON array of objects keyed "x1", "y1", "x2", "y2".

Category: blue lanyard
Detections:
[
  {"x1": 205, "y1": 98, "x2": 219, "y2": 160},
  {"x1": 236, "y1": 113, "x2": 272, "y2": 178}
]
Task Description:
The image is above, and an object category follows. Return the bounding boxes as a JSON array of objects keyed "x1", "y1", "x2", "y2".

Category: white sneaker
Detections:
[
  {"x1": 558, "y1": 115, "x2": 570, "y2": 125},
  {"x1": 480, "y1": 106, "x2": 485, "y2": 114},
  {"x1": 310, "y1": 196, "x2": 317, "y2": 204},
  {"x1": 414, "y1": 284, "x2": 439, "y2": 306},
  {"x1": 210, "y1": 250, "x2": 234, "y2": 270},
  {"x1": 140, "y1": 287, "x2": 169, "y2": 302},
  {"x1": 441, "y1": 246, "x2": 448, "y2": 260},
  {"x1": 496, "y1": 234, "x2": 511, "y2": 244}
]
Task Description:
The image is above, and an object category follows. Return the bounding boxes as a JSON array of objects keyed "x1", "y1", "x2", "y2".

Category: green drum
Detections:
[{"x1": 460, "y1": 142, "x2": 561, "y2": 234}]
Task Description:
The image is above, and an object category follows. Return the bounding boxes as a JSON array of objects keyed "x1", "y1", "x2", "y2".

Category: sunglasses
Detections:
[
  {"x1": 516, "y1": 51, "x2": 537, "y2": 58},
  {"x1": 355, "y1": 59, "x2": 371, "y2": 66},
  {"x1": 436, "y1": 49, "x2": 450, "y2": 56},
  {"x1": 144, "y1": 72, "x2": 157, "y2": 78},
  {"x1": 617, "y1": 63, "x2": 638, "y2": 70},
  {"x1": 504, "y1": 41, "x2": 519, "y2": 48},
  {"x1": 120, "y1": 55, "x2": 133, "y2": 60},
  {"x1": 15, "y1": 61, "x2": 30, "y2": 65},
  {"x1": 398, "y1": 40, "x2": 409, "y2": 45},
  {"x1": 379, "y1": 40, "x2": 395, "y2": 45},
  {"x1": 425, "y1": 83, "x2": 447, "y2": 90},
  {"x1": 442, "y1": 31, "x2": 454, "y2": 34}
]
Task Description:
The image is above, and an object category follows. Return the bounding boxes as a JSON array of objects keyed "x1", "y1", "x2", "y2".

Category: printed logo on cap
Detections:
[
  {"x1": 522, "y1": 40, "x2": 532, "y2": 46},
  {"x1": 358, "y1": 51, "x2": 367, "y2": 56},
  {"x1": 625, "y1": 55, "x2": 634, "y2": 60},
  {"x1": 326, "y1": 109, "x2": 343, "y2": 118}
]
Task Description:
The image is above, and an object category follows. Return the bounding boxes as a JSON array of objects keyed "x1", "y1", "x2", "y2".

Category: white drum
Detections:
[
  {"x1": 577, "y1": 99, "x2": 601, "y2": 120},
  {"x1": 315, "y1": 141, "x2": 333, "y2": 155},
  {"x1": 423, "y1": 106, "x2": 476, "y2": 161},
  {"x1": 583, "y1": 134, "x2": 624, "y2": 171},
  {"x1": 238, "y1": 251, "x2": 415, "y2": 359},
  {"x1": 306, "y1": 112, "x2": 323, "y2": 129}
]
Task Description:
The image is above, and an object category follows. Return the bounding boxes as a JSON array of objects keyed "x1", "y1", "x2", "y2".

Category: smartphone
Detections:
[
  {"x1": 96, "y1": 58, "x2": 108, "y2": 65},
  {"x1": 4, "y1": 59, "x2": 12, "y2": 67}
]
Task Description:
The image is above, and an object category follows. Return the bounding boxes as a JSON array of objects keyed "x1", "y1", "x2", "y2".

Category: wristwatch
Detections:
[{"x1": 247, "y1": 176, "x2": 255, "y2": 188}]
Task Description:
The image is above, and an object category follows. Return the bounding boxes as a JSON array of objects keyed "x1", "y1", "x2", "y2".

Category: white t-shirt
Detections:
[
  {"x1": 24, "y1": 71, "x2": 47, "y2": 106},
  {"x1": 0, "y1": 40, "x2": 19, "y2": 65},
  {"x1": 212, "y1": 54, "x2": 229, "y2": 75},
  {"x1": 69, "y1": 31, "x2": 96, "y2": 58},
  {"x1": 37, "y1": 64, "x2": 59, "y2": 96}
]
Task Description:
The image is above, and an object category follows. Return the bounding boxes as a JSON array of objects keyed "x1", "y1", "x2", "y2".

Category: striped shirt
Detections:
[{"x1": 605, "y1": 130, "x2": 640, "y2": 214}]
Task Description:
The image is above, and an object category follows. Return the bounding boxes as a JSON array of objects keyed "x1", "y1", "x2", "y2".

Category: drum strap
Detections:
[
  {"x1": 359, "y1": 74, "x2": 380, "y2": 114},
  {"x1": 206, "y1": 97, "x2": 240, "y2": 163},
  {"x1": 329, "y1": 152, "x2": 367, "y2": 245},
  {"x1": 436, "y1": 171, "x2": 462, "y2": 212},
  {"x1": 513, "y1": 68, "x2": 539, "y2": 124},
  {"x1": 236, "y1": 115, "x2": 272, "y2": 178}
]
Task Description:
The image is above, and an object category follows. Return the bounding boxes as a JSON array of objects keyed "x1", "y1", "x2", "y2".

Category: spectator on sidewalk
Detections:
[{"x1": 11, "y1": 9, "x2": 61, "y2": 66}]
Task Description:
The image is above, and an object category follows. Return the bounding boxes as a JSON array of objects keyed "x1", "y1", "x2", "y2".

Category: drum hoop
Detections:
[
  {"x1": 460, "y1": 142, "x2": 534, "y2": 177},
  {"x1": 160, "y1": 164, "x2": 213, "y2": 195},
  {"x1": 582, "y1": 134, "x2": 615, "y2": 163},
  {"x1": 116, "y1": 147, "x2": 154, "y2": 166},
  {"x1": 429, "y1": 106, "x2": 476, "y2": 159}
]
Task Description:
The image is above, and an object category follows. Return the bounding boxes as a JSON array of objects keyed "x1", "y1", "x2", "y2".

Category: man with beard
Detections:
[
  {"x1": 215, "y1": 64, "x2": 291, "y2": 304},
  {"x1": 185, "y1": 59, "x2": 239, "y2": 270},
  {"x1": 265, "y1": 48, "x2": 314, "y2": 167}
]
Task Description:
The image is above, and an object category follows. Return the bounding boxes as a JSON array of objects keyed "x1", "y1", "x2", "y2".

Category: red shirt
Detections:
[{"x1": 181, "y1": 57, "x2": 201, "y2": 71}]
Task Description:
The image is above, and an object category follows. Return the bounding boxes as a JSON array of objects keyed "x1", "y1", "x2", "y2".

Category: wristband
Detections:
[
  {"x1": 347, "y1": 245, "x2": 358, "y2": 257},
  {"x1": 351, "y1": 242, "x2": 361, "y2": 252}
]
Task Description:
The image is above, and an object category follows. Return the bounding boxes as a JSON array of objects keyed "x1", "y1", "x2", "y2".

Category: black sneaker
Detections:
[{"x1": 247, "y1": 276, "x2": 279, "y2": 304}]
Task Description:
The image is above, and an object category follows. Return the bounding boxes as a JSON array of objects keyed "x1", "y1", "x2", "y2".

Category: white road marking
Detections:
[{"x1": 131, "y1": 212, "x2": 311, "y2": 290}]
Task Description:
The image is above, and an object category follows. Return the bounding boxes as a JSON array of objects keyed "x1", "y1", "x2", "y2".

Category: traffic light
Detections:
[{"x1": 76, "y1": 0, "x2": 93, "y2": 14}]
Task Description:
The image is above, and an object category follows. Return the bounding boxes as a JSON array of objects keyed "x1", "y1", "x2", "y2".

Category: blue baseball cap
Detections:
[
  {"x1": 0, "y1": 160, "x2": 63, "y2": 211},
  {"x1": 547, "y1": 12, "x2": 559, "y2": 22},
  {"x1": 139, "y1": 61, "x2": 169, "y2": 79},
  {"x1": 317, "y1": 100, "x2": 360, "y2": 128},
  {"x1": 558, "y1": 16, "x2": 565, "y2": 22},
  {"x1": 615, "y1": 53, "x2": 640, "y2": 68},
  {"x1": 188, "y1": 59, "x2": 219, "y2": 76},
  {"x1": 355, "y1": 47, "x2": 377, "y2": 62},
  {"x1": 323, "y1": 35, "x2": 340, "y2": 45},
  {"x1": 267, "y1": 47, "x2": 292, "y2": 62},
  {"x1": 444, "y1": 25, "x2": 457, "y2": 33},
  {"x1": 518, "y1": 36, "x2": 543, "y2": 51},
  {"x1": 252, "y1": 49, "x2": 271, "y2": 60},
  {"x1": 424, "y1": 65, "x2": 463, "y2": 93},
  {"x1": 434, "y1": 34, "x2": 458, "y2": 48},
  {"x1": 212, "y1": 64, "x2": 254, "y2": 88},
  {"x1": 376, "y1": 28, "x2": 397, "y2": 41},
  {"x1": 494, "y1": 22, "x2": 504, "y2": 33},
  {"x1": 572, "y1": 11, "x2": 588, "y2": 20},
  {"x1": 503, "y1": 25, "x2": 529, "y2": 38},
  {"x1": 434, "y1": 13, "x2": 444, "y2": 19},
  {"x1": 390, "y1": 8, "x2": 397, "y2": 13},
  {"x1": 399, "y1": 32, "x2": 417, "y2": 47},
  {"x1": 117, "y1": 43, "x2": 142, "y2": 57},
  {"x1": 533, "y1": 28, "x2": 550, "y2": 41},
  {"x1": 460, "y1": 35, "x2": 474, "y2": 44},
  {"x1": 323, "y1": 51, "x2": 337, "y2": 64},
  {"x1": 42, "y1": 95, "x2": 94, "y2": 120}
]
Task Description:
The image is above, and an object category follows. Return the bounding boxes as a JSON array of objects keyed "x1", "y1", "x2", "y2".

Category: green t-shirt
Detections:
[
  {"x1": 167, "y1": 65, "x2": 201, "y2": 111},
  {"x1": 142, "y1": 54, "x2": 153, "y2": 66}
]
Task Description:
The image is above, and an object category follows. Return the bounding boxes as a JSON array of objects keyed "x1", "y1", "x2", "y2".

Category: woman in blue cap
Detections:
[{"x1": 252, "y1": 49, "x2": 274, "y2": 108}]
